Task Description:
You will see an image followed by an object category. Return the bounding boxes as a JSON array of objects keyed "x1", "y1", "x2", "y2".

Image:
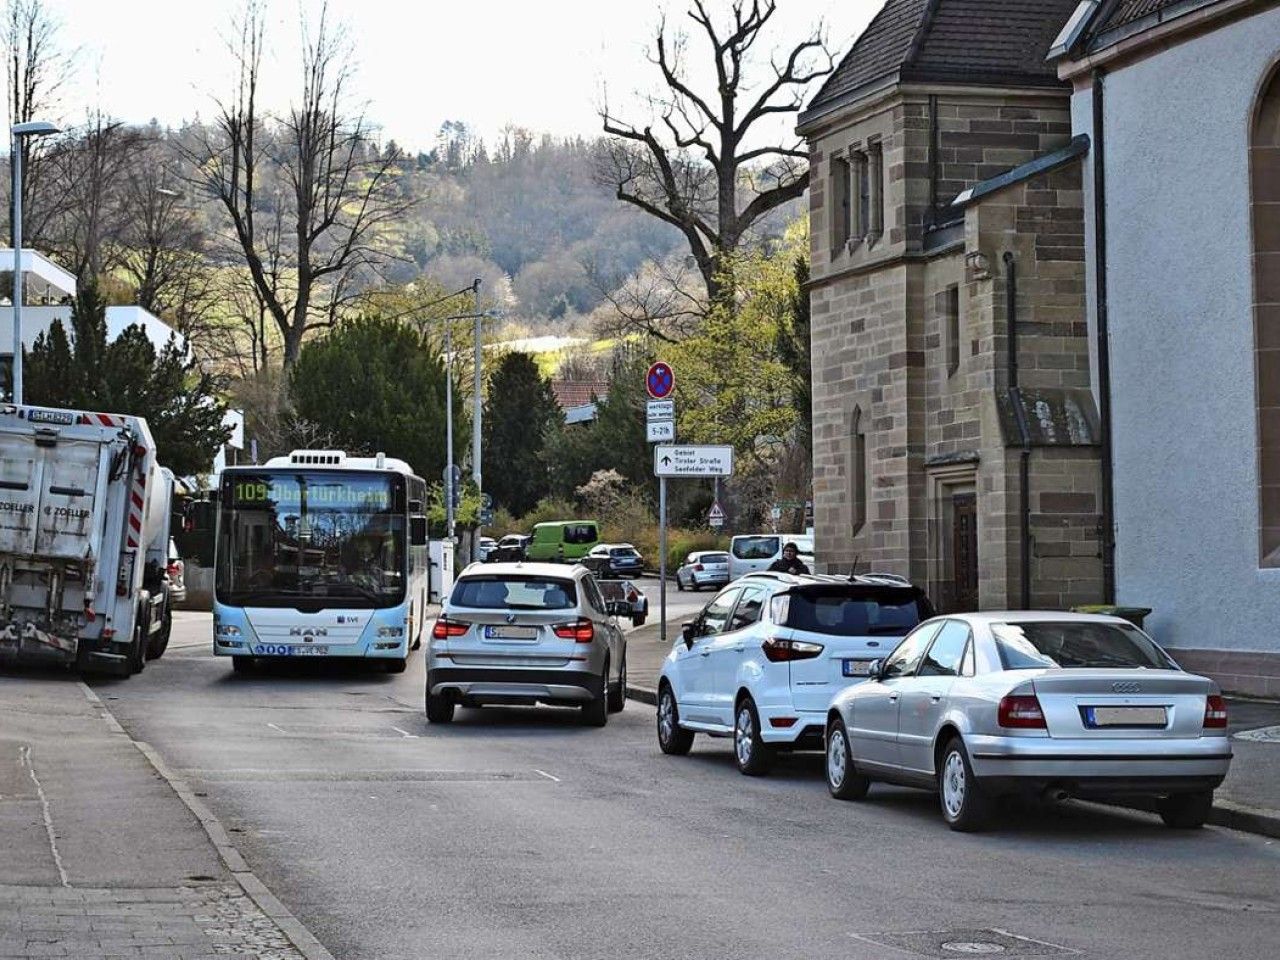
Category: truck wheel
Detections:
[
  {"x1": 147, "y1": 605, "x2": 172, "y2": 660},
  {"x1": 127, "y1": 626, "x2": 146, "y2": 675}
]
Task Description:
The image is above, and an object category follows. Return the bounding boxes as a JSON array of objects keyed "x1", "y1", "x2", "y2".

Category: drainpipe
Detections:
[
  {"x1": 1004, "y1": 251, "x2": 1033, "y2": 610},
  {"x1": 1092, "y1": 69, "x2": 1117, "y2": 604},
  {"x1": 928, "y1": 94, "x2": 940, "y2": 229}
]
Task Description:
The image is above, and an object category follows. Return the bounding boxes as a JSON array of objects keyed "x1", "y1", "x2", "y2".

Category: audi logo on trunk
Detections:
[{"x1": 1112, "y1": 681, "x2": 1142, "y2": 694}]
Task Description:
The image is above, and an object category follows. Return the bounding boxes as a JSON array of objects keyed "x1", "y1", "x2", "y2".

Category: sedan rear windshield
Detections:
[
  {"x1": 609, "y1": 547, "x2": 640, "y2": 558},
  {"x1": 992, "y1": 622, "x2": 1176, "y2": 670},
  {"x1": 451, "y1": 577, "x2": 577, "y2": 610},
  {"x1": 697, "y1": 553, "x2": 729, "y2": 564},
  {"x1": 775, "y1": 587, "x2": 931, "y2": 638}
]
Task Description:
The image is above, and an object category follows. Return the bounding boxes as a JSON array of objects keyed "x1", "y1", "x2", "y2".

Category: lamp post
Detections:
[{"x1": 9, "y1": 120, "x2": 60, "y2": 404}]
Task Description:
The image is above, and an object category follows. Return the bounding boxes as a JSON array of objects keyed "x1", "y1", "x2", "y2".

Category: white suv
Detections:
[{"x1": 656, "y1": 572, "x2": 934, "y2": 775}]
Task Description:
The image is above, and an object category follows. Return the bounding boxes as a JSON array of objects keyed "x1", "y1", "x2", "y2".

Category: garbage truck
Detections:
[{"x1": 0, "y1": 403, "x2": 178, "y2": 675}]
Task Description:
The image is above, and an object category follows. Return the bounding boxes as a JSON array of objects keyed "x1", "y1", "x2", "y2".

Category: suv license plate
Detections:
[
  {"x1": 842, "y1": 659, "x2": 874, "y2": 677},
  {"x1": 484, "y1": 625, "x2": 538, "y2": 640}
]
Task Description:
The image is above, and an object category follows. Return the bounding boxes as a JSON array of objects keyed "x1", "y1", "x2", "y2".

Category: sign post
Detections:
[{"x1": 645, "y1": 363, "x2": 677, "y2": 645}]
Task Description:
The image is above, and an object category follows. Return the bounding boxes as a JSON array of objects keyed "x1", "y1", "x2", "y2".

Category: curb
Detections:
[
  {"x1": 626, "y1": 683, "x2": 657, "y2": 706},
  {"x1": 615, "y1": 684, "x2": 1280, "y2": 840},
  {"x1": 79, "y1": 683, "x2": 337, "y2": 960}
]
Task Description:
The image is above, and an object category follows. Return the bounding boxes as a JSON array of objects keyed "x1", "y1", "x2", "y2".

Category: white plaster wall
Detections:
[{"x1": 1099, "y1": 8, "x2": 1280, "y2": 652}]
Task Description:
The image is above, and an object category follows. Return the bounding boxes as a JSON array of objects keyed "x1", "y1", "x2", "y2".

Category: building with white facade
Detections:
[{"x1": 1053, "y1": 0, "x2": 1280, "y2": 694}]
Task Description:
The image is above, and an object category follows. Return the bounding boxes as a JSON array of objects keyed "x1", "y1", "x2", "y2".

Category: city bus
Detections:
[{"x1": 213, "y1": 450, "x2": 430, "y2": 673}]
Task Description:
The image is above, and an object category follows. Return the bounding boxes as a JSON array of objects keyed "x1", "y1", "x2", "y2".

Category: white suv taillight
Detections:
[
  {"x1": 998, "y1": 694, "x2": 1047, "y2": 729},
  {"x1": 1203, "y1": 694, "x2": 1228, "y2": 729},
  {"x1": 761, "y1": 636, "x2": 823, "y2": 663}
]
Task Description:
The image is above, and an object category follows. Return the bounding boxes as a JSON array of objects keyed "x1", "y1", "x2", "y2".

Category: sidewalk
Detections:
[
  {"x1": 621, "y1": 617, "x2": 1280, "y2": 839},
  {"x1": 0, "y1": 670, "x2": 330, "y2": 960}
]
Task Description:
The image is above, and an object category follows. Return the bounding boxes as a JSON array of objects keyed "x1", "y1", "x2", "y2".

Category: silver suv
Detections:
[{"x1": 426, "y1": 562, "x2": 628, "y2": 726}]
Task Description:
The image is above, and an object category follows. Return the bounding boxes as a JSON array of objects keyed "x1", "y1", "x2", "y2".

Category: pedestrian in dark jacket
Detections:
[{"x1": 768, "y1": 542, "x2": 810, "y2": 576}]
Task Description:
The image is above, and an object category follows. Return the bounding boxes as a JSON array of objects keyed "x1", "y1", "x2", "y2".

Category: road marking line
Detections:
[
  {"x1": 267, "y1": 723, "x2": 287, "y2": 734},
  {"x1": 19, "y1": 746, "x2": 70, "y2": 887},
  {"x1": 534, "y1": 769, "x2": 560, "y2": 782},
  {"x1": 390, "y1": 726, "x2": 418, "y2": 739}
]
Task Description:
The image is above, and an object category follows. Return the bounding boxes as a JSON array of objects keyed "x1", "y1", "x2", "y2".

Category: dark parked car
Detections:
[
  {"x1": 486, "y1": 534, "x2": 530, "y2": 563},
  {"x1": 582, "y1": 543, "x2": 645, "y2": 578}
]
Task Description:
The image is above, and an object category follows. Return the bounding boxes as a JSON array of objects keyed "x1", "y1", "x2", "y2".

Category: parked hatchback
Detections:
[
  {"x1": 426, "y1": 563, "x2": 628, "y2": 726},
  {"x1": 656, "y1": 572, "x2": 933, "y2": 774},
  {"x1": 676, "y1": 551, "x2": 730, "y2": 591},
  {"x1": 824, "y1": 612, "x2": 1233, "y2": 831}
]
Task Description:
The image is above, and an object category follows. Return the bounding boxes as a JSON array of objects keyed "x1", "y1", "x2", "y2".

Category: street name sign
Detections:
[
  {"x1": 647, "y1": 420, "x2": 675, "y2": 442},
  {"x1": 654, "y1": 445, "x2": 734, "y2": 478}
]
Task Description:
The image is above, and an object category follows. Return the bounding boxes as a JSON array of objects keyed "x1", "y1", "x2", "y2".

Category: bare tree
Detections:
[
  {"x1": 39, "y1": 111, "x2": 146, "y2": 280},
  {"x1": 4, "y1": 0, "x2": 73, "y2": 245},
  {"x1": 599, "y1": 0, "x2": 832, "y2": 317},
  {"x1": 187, "y1": 0, "x2": 412, "y2": 368}
]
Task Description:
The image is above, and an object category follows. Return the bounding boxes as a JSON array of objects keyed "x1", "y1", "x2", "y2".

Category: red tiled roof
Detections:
[{"x1": 550, "y1": 380, "x2": 609, "y2": 410}]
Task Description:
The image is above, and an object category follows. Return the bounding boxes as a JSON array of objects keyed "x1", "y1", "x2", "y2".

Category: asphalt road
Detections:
[{"x1": 90, "y1": 607, "x2": 1280, "y2": 960}]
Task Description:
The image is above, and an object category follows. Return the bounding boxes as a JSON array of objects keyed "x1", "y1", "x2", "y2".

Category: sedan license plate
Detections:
[
  {"x1": 1084, "y1": 705, "x2": 1167, "y2": 728},
  {"x1": 842, "y1": 659, "x2": 875, "y2": 677},
  {"x1": 484, "y1": 625, "x2": 538, "y2": 641}
]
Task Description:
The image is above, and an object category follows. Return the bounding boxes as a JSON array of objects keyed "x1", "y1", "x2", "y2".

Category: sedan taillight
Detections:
[
  {"x1": 431, "y1": 618, "x2": 468, "y2": 640},
  {"x1": 694, "y1": 564, "x2": 704, "y2": 572},
  {"x1": 553, "y1": 618, "x2": 595, "y2": 643},
  {"x1": 761, "y1": 636, "x2": 823, "y2": 663},
  {"x1": 1203, "y1": 694, "x2": 1228, "y2": 729},
  {"x1": 998, "y1": 694, "x2": 1047, "y2": 729}
]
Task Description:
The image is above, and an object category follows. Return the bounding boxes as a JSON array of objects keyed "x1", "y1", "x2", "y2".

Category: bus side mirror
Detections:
[{"x1": 410, "y1": 516, "x2": 428, "y2": 546}]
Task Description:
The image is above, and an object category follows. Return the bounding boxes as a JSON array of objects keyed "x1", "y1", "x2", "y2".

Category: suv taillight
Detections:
[
  {"x1": 553, "y1": 618, "x2": 595, "y2": 643},
  {"x1": 761, "y1": 636, "x2": 823, "y2": 663},
  {"x1": 998, "y1": 694, "x2": 1047, "y2": 729},
  {"x1": 431, "y1": 618, "x2": 468, "y2": 640},
  {"x1": 693, "y1": 563, "x2": 704, "y2": 571},
  {"x1": 1203, "y1": 694, "x2": 1228, "y2": 729}
]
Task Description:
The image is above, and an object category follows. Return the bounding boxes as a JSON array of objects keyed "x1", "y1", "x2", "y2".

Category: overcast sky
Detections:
[{"x1": 36, "y1": 0, "x2": 878, "y2": 150}]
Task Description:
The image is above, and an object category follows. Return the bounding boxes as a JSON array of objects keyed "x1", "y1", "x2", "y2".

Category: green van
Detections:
[{"x1": 525, "y1": 521, "x2": 601, "y2": 562}]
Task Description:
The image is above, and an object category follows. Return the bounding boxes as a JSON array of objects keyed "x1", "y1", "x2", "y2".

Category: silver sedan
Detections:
[{"x1": 824, "y1": 612, "x2": 1232, "y2": 831}]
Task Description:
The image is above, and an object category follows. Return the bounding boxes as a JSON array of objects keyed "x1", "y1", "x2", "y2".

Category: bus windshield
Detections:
[{"x1": 216, "y1": 471, "x2": 405, "y2": 608}]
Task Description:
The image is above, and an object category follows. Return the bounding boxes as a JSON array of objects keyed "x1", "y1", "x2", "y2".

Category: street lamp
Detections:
[{"x1": 10, "y1": 119, "x2": 60, "y2": 404}]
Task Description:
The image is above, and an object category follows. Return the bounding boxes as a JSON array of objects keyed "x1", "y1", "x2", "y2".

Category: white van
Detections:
[{"x1": 728, "y1": 534, "x2": 815, "y2": 580}]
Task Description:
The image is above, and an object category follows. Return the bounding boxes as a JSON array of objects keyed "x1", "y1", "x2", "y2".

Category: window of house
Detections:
[
  {"x1": 1253, "y1": 65, "x2": 1280, "y2": 565},
  {"x1": 851, "y1": 406, "x2": 867, "y2": 536},
  {"x1": 831, "y1": 155, "x2": 851, "y2": 252},
  {"x1": 855, "y1": 151, "x2": 871, "y2": 240},
  {"x1": 945, "y1": 284, "x2": 961, "y2": 377},
  {"x1": 868, "y1": 140, "x2": 884, "y2": 240}
]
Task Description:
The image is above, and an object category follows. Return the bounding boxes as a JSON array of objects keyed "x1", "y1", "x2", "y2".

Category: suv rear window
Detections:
[
  {"x1": 609, "y1": 547, "x2": 639, "y2": 557},
  {"x1": 774, "y1": 587, "x2": 930, "y2": 638},
  {"x1": 992, "y1": 621, "x2": 1175, "y2": 671},
  {"x1": 733, "y1": 536, "x2": 779, "y2": 560},
  {"x1": 451, "y1": 577, "x2": 577, "y2": 610}
]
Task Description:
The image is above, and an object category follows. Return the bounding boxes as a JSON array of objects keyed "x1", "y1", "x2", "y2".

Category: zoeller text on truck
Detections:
[{"x1": 0, "y1": 404, "x2": 179, "y2": 675}]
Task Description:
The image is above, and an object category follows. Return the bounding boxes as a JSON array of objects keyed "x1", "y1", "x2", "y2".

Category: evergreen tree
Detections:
[
  {"x1": 290, "y1": 314, "x2": 464, "y2": 480},
  {"x1": 481, "y1": 353, "x2": 560, "y2": 516},
  {"x1": 24, "y1": 283, "x2": 231, "y2": 476}
]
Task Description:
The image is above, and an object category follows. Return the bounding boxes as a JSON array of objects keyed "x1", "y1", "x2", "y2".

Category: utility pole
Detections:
[
  {"x1": 9, "y1": 121, "x2": 60, "y2": 404},
  {"x1": 444, "y1": 316, "x2": 455, "y2": 541},
  {"x1": 471, "y1": 278, "x2": 483, "y2": 549}
]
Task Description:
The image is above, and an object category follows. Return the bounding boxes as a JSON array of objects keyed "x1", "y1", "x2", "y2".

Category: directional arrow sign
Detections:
[{"x1": 653, "y1": 444, "x2": 734, "y2": 478}]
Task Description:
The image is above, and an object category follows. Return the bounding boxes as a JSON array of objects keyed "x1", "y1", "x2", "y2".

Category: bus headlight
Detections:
[
  {"x1": 377, "y1": 626, "x2": 405, "y2": 638},
  {"x1": 216, "y1": 624, "x2": 242, "y2": 637}
]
